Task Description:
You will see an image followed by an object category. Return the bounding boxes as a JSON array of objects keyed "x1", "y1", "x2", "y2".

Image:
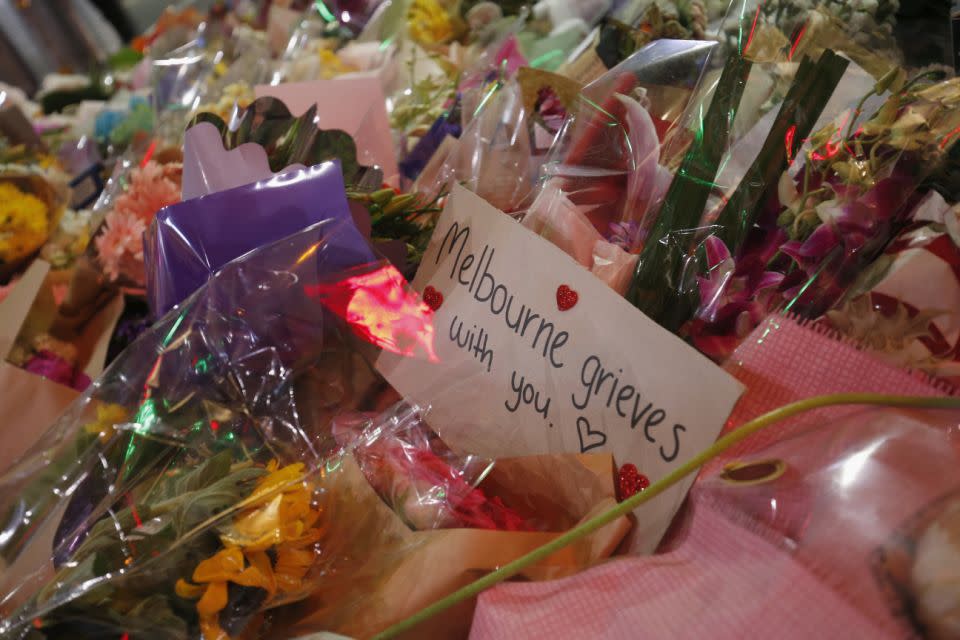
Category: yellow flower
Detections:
[
  {"x1": 177, "y1": 461, "x2": 323, "y2": 639},
  {"x1": 83, "y1": 403, "x2": 129, "y2": 443},
  {"x1": 317, "y1": 48, "x2": 359, "y2": 79},
  {"x1": 37, "y1": 155, "x2": 60, "y2": 170},
  {"x1": 0, "y1": 181, "x2": 49, "y2": 265},
  {"x1": 194, "y1": 82, "x2": 254, "y2": 122},
  {"x1": 407, "y1": 0, "x2": 456, "y2": 47}
]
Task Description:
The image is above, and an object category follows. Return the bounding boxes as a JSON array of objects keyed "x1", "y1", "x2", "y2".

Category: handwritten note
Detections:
[{"x1": 377, "y1": 185, "x2": 744, "y2": 552}]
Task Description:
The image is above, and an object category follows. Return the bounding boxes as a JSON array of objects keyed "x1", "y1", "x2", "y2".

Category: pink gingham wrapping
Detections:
[
  {"x1": 470, "y1": 500, "x2": 889, "y2": 639},
  {"x1": 469, "y1": 315, "x2": 955, "y2": 639},
  {"x1": 713, "y1": 313, "x2": 951, "y2": 470}
]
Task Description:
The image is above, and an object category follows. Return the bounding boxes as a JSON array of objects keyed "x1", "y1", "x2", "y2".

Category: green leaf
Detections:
[
  {"x1": 73, "y1": 505, "x2": 146, "y2": 565},
  {"x1": 37, "y1": 553, "x2": 99, "y2": 606},
  {"x1": 152, "y1": 451, "x2": 233, "y2": 503},
  {"x1": 107, "y1": 47, "x2": 144, "y2": 70},
  {"x1": 107, "y1": 594, "x2": 190, "y2": 638},
  {"x1": 0, "y1": 429, "x2": 102, "y2": 564},
  {"x1": 170, "y1": 467, "x2": 265, "y2": 536},
  {"x1": 713, "y1": 50, "x2": 849, "y2": 252},
  {"x1": 626, "y1": 51, "x2": 752, "y2": 328},
  {"x1": 148, "y1": 451, "x2": 265, "y2": 536},
  {"x1": 378, "y1": 0, "x2": 411, "y2": 42}
]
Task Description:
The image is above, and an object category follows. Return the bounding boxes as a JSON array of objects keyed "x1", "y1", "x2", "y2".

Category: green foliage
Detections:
[{"x1": 18, "y1": 452, "x2": 265, "y2": 639}]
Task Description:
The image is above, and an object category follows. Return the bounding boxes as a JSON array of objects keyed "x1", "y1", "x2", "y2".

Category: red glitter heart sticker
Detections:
[
  {"x1": 617, "y1": 463, "x2": 650, "y2": 502},
  {"x1": 556, "y1": 284, "x2": 578, "y2": 311},
  {"x1": 423, "y1": 286, "x2": 444, "y2": 311}
]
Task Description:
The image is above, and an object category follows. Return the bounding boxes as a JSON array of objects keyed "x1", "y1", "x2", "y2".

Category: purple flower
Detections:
[
  {"x1": 690, "y1": 234, "x2": 786, "y2": 360},
  {"x1": 607, "y1": 221, "x2": 642, "y2": 251},
  {"x1": 24, "y1": 350, "x2": 91, "y2": 392},
  {"x1": 696, "y1": 235, "x2": 785, "y2": 323}
]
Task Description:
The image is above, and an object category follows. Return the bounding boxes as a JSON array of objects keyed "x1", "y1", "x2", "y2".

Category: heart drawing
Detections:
[{"x1": 576, "y1": 417, "x2": 607, "y2": 452}]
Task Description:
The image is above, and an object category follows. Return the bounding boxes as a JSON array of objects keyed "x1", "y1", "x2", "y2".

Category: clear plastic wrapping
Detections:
[
  {"x1": 468, "y1": 405, "x2": 960, "y2": 639},
  {"x1": 0, "y1": 212, "x2": 629, "y2": 638},
  {"x1": 687, "y1": 66, "x2": 960, "y2": 359},
  {"x1": 0, "y1": 212, "x2": 427, "y2": 638},
  {"x1": 426, "y1": 79, "x2": 539, "y2": 213},
  {"x1": 508, "y1": 1, "x2": 960, "y2": 370},
  {"x1": 150, "y1": 26, "x2": 272, "y2": 143},
  {"x1": 692, "y1": 406, "x2": 960, "y2": 638},
  {"x1": 332, "y1": 405, "x2": 526, "y2": 532},
  {"x1": 520, "y1": 38, "x2": 717, "y2": 295}
]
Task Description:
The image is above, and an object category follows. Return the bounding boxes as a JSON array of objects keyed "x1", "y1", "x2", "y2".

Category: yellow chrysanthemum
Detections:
[
  {"x1": 177, "y1": 461, "x2": 323, "y2": 639},
  {"x1": 407, "y1": 0, "x2": 456, "y2": 47},
  {"x1": 0, "y1": 181, "x2": 49, "y2": 264}
]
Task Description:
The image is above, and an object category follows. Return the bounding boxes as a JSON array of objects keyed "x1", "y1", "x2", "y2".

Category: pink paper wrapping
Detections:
[
  {"x1": 469, "y1": 315, "x2": 957, "y2": 639},
  {"x1": 181, "y1": 121, "x2": 307, "y2": 200},
  {"x1": 255, "y1": 77, "x2": 399, "y2": 184}
]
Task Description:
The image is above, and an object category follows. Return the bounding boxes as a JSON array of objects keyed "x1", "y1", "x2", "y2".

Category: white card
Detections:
[{"x1": 377, "y1": 185, "x2": 744, "y2": 552}]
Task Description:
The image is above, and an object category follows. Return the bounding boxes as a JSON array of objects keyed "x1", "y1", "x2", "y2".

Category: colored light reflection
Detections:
[
  {"x1": 139, "y1": 139, "x2": 157, "y2": 168},
  {"x1": 784, "y1": 124, "x2": 797, "y2": 163},
  {"x1": 940, "y1": 123, "x2": 960, "y2": 149},
  {"x1": 744, "y1": 6, "x2": 762, "y2": 53},
  {"x1": 788, "y1": 22, "x2": 808, "y2": 61},
  {"x1": 307, "y1": 264, "x2": 439, "y2": 362},
  {"x1": 811, "y1": 112, "x2": 852, "y2": 161}
]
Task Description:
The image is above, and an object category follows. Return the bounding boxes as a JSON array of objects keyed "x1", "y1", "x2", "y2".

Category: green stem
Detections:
[
  {"x1": 371, "y1": 393, "x2": 960, "y2": 640},
  {"x1": 844, "y1": 88, "x2": 877, "y2": 142}
]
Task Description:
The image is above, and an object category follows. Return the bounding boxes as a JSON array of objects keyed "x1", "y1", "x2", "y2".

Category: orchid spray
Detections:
[{"x1": 690, "y1": 71, "x2": 960, "y2": 359}]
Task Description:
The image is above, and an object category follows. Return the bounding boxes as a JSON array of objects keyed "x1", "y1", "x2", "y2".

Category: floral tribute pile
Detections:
[{"x1": 1, "y1": 1, "x2": 960, "y2": 639}]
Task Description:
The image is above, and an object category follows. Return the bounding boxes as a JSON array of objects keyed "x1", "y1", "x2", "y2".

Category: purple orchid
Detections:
[
  {"x1": 607, "y1": 220, "x2": 642, "y2": 251},
  {"x1": 778, "y1": 167, "x2": 919, "y2": 314},
  {"x1": 691, "y1": 234, "x2": 785, "y2": 359}
]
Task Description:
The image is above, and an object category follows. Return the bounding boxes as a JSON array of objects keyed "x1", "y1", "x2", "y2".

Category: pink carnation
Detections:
[
  {"x1": 95, "y1": 160, "x2": 181, "y2": 284},
  {"x1": 113, "y1": 160, "x2": 181, "y2": 224},
  {"x1": 95, "y1": 209, "x2": 147, "y2": 283}
]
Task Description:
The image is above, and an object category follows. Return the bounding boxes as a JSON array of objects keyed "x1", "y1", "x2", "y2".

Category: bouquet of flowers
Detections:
[
  {"x1": 0, "y1": 167, "x2": 71, "y2": 280},
  {"x1": 0, "y1": 217, "x2": 425, "y2": 638},
  {"x1": 687, "y1": 68, "x2": 960, "y2": 358},
  {"x1": 0, "y1": 206, "x2": 628, "y2": 638},
  {"x1": 93, "y1": 158, "x2": 182, "y2": 286}
]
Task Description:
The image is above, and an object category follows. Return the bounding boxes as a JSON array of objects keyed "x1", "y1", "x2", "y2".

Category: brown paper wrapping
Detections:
[
  {"x1": 0, "y1": 104, "x2": 45, "y2": 150},
  {"x1": 288, "y1": 453, "x2": 630, "y2": 639},
  {"x1": 1, "y1": 255, "x2": 123, "y2": 378},
  {"x1": 0, "y1": 260, "x2": 51, "y2": 360},
  {"x1": 558, "y1": 43, "x2": 607, "y2": 86},
  {"x1": 0, "y1": 363, "x2": 77, "y2": 473},
  {"x1": 0, "y1": 362, "x2": 78, "y2": 609}
]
